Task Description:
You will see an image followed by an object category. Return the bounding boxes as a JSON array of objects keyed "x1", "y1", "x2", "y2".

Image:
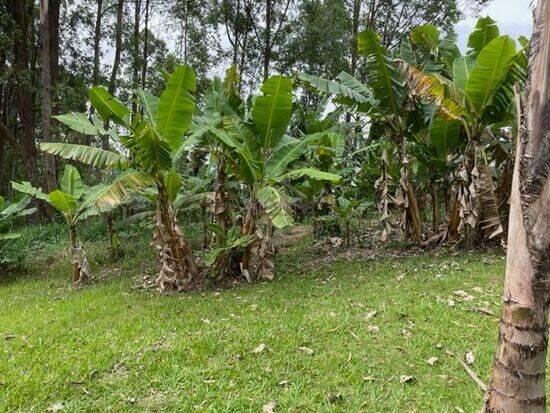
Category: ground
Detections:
[{"x1": 0, "y1": 223, "x2": 542, "y2": 412}]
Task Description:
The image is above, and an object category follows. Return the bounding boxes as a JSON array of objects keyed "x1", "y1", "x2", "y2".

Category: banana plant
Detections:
[
  {"x1": 40, "y1": 64, "x2": 199, "y2": 292},
  {"x1": 300, "y1": 29, "x2": 424, "y2": 244},
  {"x1": 193, "y1": 74, "x2": 340, "y2": 280},
  {"x1": 0, "y1": 196, "x2": 37, "y2": 267},
  {"x1": 399, "y1": 18, "x2": 527, "y2": 242},
  {"x1": 12, "y1": 165, "x2": 118, "y2": 283}
]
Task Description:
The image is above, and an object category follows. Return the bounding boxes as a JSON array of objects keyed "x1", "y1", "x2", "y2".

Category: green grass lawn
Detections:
[{"x1": 0, "y1": 229, "x2": 533, "y2": 412}]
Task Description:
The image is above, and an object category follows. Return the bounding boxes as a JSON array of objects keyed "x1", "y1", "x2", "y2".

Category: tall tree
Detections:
[
  {"x1": 483, "y1": 1, "x2": 550, "y2": 411},
  {"x1": 39, "y1": 0, "x2": 55, "y2": 191},
  {"x1": 91, "y1": 0, "x2": 103, "y2": 86},
  {"x1": 108, "y1": 0, "x2": 124, "y2": 96},
  {"x1": 245, "y1": 0, "x2": 292, "y2": 81},
  {"x1": 10, "y1": 0, "x2": 38, "y2": 187},
  {"x1": 131, "y1": 0, "x2": 141, "y2": 115}
]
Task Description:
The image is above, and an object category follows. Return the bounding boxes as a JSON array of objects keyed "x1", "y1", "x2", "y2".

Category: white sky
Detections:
[{"x1": 455, "y1": 0, "x2": 534, "y2": 50}]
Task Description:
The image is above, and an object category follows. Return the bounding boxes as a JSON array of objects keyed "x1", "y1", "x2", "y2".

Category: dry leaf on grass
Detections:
[
  {"x1": 367, "y1": 325, "x2": 380, "y2": 333},
  {"x1": 262, "y1": 401, "x2": 276, "y2": 413},
  {"x1": 47, "y1": 402, "x2": 64, "y2": 412},
  {"x1": 299, "y1": 346, "x2": 314, "y2": 355},
  {"x1": 252, "y1": 343, "x2": 267, "y2": 354},
  {"x1": 427, "y1": 357, "x2": 438, "y2": 366},
  {"x1": 399, "y1": 375, "x2": 415, "y2": 384},
  {"x1": 365, "y1": 310, "x2": 377, "y2": 321}
]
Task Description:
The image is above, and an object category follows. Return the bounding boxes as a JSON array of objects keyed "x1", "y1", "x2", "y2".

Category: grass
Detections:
[{"x1": 0, "y1": 225, "x2": 537, "y2": 412}]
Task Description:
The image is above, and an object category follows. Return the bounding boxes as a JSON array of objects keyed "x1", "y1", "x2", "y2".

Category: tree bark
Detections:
[
  {"x1": 39, "y1": 0, "x2": 57, "y2": 192},
  {"x1": 131, "y1": 0, "x2": 141, "y2": 115},
  {"x1": 108, "y1": 0, "x2": 124, "y2": 96},
  {"x1": 11, "y1": 0, "x2": 38, "y2": 187},
  {"x1": 262, "y1": 0, "x2": 272, "y2": 81},
  {"x1": 141, "y1": 0, "x2": 149, "y2": 89},
  {"x1": 92, "y1": 0, "x2": 103, "y2": 86},
  {"x1": 106, "y1": 0, "x2": 124, "y2": 150},
  {"x1": 483, "y1": 1, "x2": 550, "y2": 411}
]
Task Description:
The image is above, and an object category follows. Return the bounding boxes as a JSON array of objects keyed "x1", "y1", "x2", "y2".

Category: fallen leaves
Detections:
[
  {"x1": 367, "y1": 325, "x2": 380, "y2": 334},
  {"x1": 262, "y1": 401, "x2": 276, "y2": 413},
  {"x1": 399, "y1": 375, "x2": 415, "y2": 384},
  {"x1": 365, "y1": 310, "x2": 377, "y2": 321},
  {"x1": 252, "y1": 343, "x2": 267, "y2": 354},
  {"x1": 299, "y1": 346, "x2": 314, "y2": 356},
  {"x1": 47, "y1": 402, "x2": 64, "y2": 412},
  {"x1": 427, "y1": 357, "x2": 439, "y2": 366}
]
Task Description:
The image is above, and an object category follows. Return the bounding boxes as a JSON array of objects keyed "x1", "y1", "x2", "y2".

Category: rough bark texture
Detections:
[
  {"x1": 39, "y1": 0, "x2": 57, "y2": 192},
  {"x1": 152, "y1": 185, "x2": 198, "y2": 292},
  {"x1": 483, "y1": 1, "x2": 550, "y2": 411},
  {"x1": 11, "y1": 0, "x2": 38, "y2": 187},
  {"x1": 92, "y1": 0, "x2": 103, "y2": 86}
]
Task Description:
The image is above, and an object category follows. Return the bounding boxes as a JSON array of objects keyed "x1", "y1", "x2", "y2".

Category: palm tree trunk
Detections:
[{"x1": 483, "y1": 1, "x2": 550, "y2": 410}]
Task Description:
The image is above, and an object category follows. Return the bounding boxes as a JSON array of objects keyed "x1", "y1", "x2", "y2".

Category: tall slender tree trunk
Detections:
[
  {"x1": 106, "y1": 0, "x2": 124, "y2": 150},
  {"x1": 262, "y1": 0, "x2": 272, "y2": 81},
  {"x1": 39, "y1": 0, "x2": 57, "y2": 192},
  {"x1": 92, "y1": 0, "x2": 103, "y2": 86},
  {"x1": 483, "y1": 1, "x2": 550, "y2": 411},
  {"x1": 141, "y1": 0, "x2": 149, "y2": 89},
  {"x1": 11, "y1": 0, "x2": 38, "y2": 187},
  {"x1": 131, "y1": 0, "x2": 141, "y2": 115}
]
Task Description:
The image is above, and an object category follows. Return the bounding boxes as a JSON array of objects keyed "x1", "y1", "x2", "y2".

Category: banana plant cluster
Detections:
[
  {"x1": 32, "y1": 65, "x2": 198, "y2": 291},
  {"x1": 300, "y1": 17, "x2": 526, "y2": 246},
  {"x1": 192, "y1": 71, "x2": 340, "y2": 280}
]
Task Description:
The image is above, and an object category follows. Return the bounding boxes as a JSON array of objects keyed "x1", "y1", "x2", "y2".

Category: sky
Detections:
[{"x1": 455, "y1": 0, "x2": 535, "y2": 50}]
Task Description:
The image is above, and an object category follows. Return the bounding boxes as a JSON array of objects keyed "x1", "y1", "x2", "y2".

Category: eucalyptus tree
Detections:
[
  {"x1": 483, "y1": 1, "x2": 549, "y2": 410},
  {"x1": 40, "y1": 64, "x2": 200, "y2": 292},
  {"x1": 12, "y1": 165, "x2": 120, "y2": 283}
]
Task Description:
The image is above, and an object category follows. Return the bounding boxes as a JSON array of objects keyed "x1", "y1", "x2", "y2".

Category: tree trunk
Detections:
[
  {"x1": 39, "y1": 0, "x2": 57, "y2": 192},
  {"x1": 141, "y1": 0, "x2": 149, "y2": 89},
  {"x1": 262, "y1": 0, "x2": 272, "y2": 81},
  {"x1": 11, "y1": 0, "x2": 38, "y2": 187},
  {"x1": 92, "y1": 0, "x2": 103, "y2": 86},
  {"x1": 483, "y1": 1, "x2": 550, "y2": 411},
  {"x1": 240, "y1": 193, "x2": 258, "y2": 279},
  {"x1": 131, "y1": 0, "x2": 141, "y2": 115},
  {"x1": 152, "y1": 183, "x2": 198, "y2": 292},
  {"x1": 213, "y1": 159, "x2": 228, "y2": 244},
  {"x1": 105, "y1": 0, "x2": 124, "y2": 150},
  {"x1": 69, "y1": 224, "x2": 91, "y2": 284},
  {"x1": 431, "y1": 179, "x2": 439, "y2": 231}
]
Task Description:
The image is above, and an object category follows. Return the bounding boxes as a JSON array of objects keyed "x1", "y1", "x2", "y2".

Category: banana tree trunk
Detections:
[
  {"x1": 240, "y1": 194, "x2": 258, "y2": 280},
  {"x1": 431, "y1": 179, "x2": 440, "y2": 231},
  {"x1": 394, "y1": 141, "x2": 422, "y2": 243},
  {"x1": 68, "y1": 224, "x2": 91, "y2": 284},
  {"x1": 375, "y1": 148, "x2": 391, "y2": 242},
  {"x1": 213, "y1": 160, "x2": 228, "y2": 243},
  {"x1": 483, "y1": 1, "x2": 550, "y2": 410},
  {"x1": 106, "y1": 212, "x2": 118, "y2": 255},
  {"x1": 153, "y1": 184, "x2": 197, "y2": 292}
]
